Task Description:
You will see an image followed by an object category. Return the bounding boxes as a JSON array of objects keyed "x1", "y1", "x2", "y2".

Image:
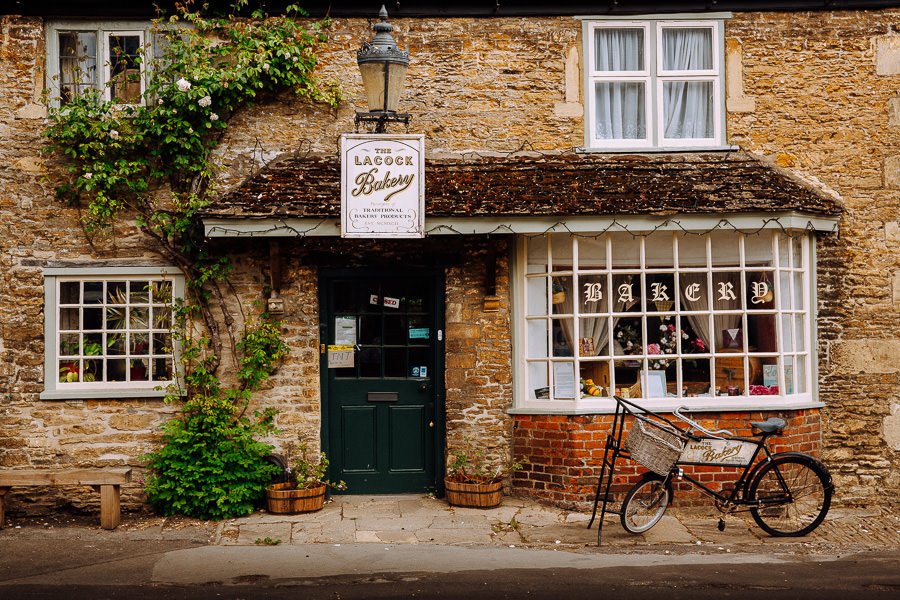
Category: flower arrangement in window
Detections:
[{"x1": 615, "y1": 319, "x2": 706, "y2": 370}]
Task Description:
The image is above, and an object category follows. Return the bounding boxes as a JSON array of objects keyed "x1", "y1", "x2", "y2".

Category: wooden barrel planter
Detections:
[
  {"x1": 444, "y1": 478, "x2": 503, "y2": 508},
  {"x1": 266, "y1": 482, "x2": 327, "y2": 514}
]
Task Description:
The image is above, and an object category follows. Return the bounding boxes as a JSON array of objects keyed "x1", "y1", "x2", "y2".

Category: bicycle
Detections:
[{"x1": 588, "y1": 396, "x2": 834, "y2": 544}]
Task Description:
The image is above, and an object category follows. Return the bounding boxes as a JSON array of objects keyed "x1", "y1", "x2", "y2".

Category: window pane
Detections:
[
  {"x1": 610, "y1": 234, "x2": 641, "y2": 269},
  {"x1": 549, "y1": 233, "x2": 572, "y2": 272},
  {"x1": 576, "y1": 237, "x2": 606, "y2": 270},
  {"x1": 678, "y1": 235, "x2": 707, "y2": 268},
  {"x1": 663, "y1": 81, "x2": 713, "y2": 139},
  {"x1": 528, "y1": 362, "x2": 550, "y2": 400},
  {"x1": 614, "y1": 318, "x2": 643, "y2": 356},
  {"x1": 552, "y1": 319, "x2": 573, "y2": 357},
  {"x1": 526, "y1": 277, "x2": 548, "y2": 316},
  {"x1": 551, "y1": 275, "x2": 573, "y2": 313},
  {"x1": 58, "y1": 31, "x2": 97, "y2": 104},
  {"x1": 595, "y1": 82, "x2": 646, "y2": 139},
  {"x1": 611, "y1": 273, "x2": 641, "y2": 311},
  {"x1": 595, "y1": 28, "x2": 644, "y2": 71},
  {"x1": 527, "y1": 319, "x2": 549, "y2": 358},
  {"x1": 108, "y1": 34, "x2": 142, "y2": 103},
  {"x1": 645, "y1": 232, "x2": 674, "y2": 268},
  {"x1": 661, "y1": 28, "x2": 712, "y2": 71},
  {"x1": 60, "y1": 281, "x2": 81, "y2": 304},
  {"x1": 579, "y1": 274, "x2": 609, "y2": 315}
]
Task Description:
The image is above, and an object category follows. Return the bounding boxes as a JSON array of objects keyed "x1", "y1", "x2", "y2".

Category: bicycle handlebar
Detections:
[{"x1": 673, "y1": 406, "x2": 733, "y2": 439}]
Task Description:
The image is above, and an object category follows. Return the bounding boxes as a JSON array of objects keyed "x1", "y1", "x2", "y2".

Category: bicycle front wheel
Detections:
[
  {"x1": 748, "y1": 454, "x2": 832, "y2": 537},
  {"x1": 620, "y1": 473, "x2": 671, "y2": 534}
]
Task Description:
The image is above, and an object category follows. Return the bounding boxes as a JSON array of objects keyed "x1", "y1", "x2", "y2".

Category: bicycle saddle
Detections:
[{"x1": 749, "y1": 418, "x2": 786, "y2": 434}]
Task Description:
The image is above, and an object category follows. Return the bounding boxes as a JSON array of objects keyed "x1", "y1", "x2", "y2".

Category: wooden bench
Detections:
[{"x1": 0, "y1": 468, "x2": 132, "y2": 530}]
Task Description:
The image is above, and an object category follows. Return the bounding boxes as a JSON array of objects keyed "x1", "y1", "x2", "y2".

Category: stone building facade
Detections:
[{"x1": 0, "y1": 1, "x2": 898, "y2": 516}]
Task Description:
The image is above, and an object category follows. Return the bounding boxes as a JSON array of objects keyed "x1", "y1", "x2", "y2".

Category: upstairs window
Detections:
[
  {"x1": 584, "y1": 18, "x2": 725, "y2": 150},
  {"x1": 47, "y1": 21, "x2": 158, "y2": 105}
]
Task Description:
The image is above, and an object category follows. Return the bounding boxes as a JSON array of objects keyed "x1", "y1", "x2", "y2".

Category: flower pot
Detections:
[
  {"x1": 444, "y1": 478, "x2": 502, "y2": 508},
  {"x1": 266, "y1": 482, "x2": 327, "y2": 514}
]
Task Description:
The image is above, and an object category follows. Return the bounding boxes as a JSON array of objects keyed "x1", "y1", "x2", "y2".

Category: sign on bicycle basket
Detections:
[{"x1": 679, "y1": 438, "x2": 757, "y2": 466}]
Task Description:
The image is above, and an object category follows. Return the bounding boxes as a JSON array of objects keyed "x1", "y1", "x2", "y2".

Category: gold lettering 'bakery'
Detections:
[{"x1": 351, "y1": 168, "x2": 415, "y2": 201}]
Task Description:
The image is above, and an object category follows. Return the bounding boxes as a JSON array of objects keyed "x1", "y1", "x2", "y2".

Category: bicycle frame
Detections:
[{"x1": 666, "y1": 431, "x2": 782, "y2": 511}]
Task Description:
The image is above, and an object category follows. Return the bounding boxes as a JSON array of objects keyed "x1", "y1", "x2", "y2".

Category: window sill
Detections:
[
  {"x1": 40, "y1": 388, "x2": 170, "y2": 401},
  {"x1": 576, "y1": 145, "x2": 740, "y2": 154},
  {"x1": 509, "y1": 395, "x2": 824, "y2": 415}
]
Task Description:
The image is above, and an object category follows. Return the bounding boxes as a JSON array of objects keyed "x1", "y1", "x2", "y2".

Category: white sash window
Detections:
[{"x1": 585, "y1": 17, "x2": 725, "y2": 150}]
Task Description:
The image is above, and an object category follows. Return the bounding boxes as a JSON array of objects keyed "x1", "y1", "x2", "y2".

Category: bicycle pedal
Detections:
[{"x1": 717, "y1": 518, "x2": 726, "y2": 532}]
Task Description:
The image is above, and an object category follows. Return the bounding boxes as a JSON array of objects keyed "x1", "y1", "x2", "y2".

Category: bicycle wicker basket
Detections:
[{"x1": 625, "y1": 418, "x2": 686, "y2": 476}]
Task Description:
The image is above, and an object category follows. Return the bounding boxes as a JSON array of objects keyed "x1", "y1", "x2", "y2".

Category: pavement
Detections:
[{"x1": 1, "y1": 494, "x2": 899, "y2": 589}]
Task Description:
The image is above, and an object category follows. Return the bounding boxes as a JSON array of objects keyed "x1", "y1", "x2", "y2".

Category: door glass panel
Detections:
[
  {"x1": 383, "y1": 315, "x2": 407, "y2": 345},
  {"x1": 358, "y1": 347, "x2": 382, "y2": 378},
  {"x1": 358, "y1": 315, "x2": 380, "y2": 345},
  {"x1": 384, "y1": 348, "x2": 406, "y2": 378}
]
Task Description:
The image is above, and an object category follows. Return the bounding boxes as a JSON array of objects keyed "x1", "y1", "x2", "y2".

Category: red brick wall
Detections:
[{"x1": 511, "y1": 409, "x2": 822, "y2": 511}]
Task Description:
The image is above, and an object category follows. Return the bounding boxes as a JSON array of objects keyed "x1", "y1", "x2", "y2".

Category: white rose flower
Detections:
[
  {"x1": 187, "y1": 127, "x2": 194, "y2": 134},
  {"x1": 284, "y1": 52, "x2": 291, "y2": 59},
  {"x1": 84, "y1": 172, "x2": 92, "y2": 179},
  {"x1": 263, "y1": 63, "x2": 270, "y2": 71},
  {"x1": 176, "y1": 77, "x2": 191, "y2": 92},
  {"x1": 209, "y1": 113, "x2": 219, "y2": 121},
  {"x1": 157, "y1": 98, "x2": 164, "y2": 105},
  {"x1": 110, "y1": 130, "x2": 119, "y2": 139},
  {"x1": 198, "y1": 95, "x2": 212, "y2": 108}
]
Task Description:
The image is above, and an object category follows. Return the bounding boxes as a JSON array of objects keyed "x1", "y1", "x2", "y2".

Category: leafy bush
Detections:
[
  {"x1": 143, "y1": 393, "x2": 278, "y2": 520},
  {"x1": 143, "y1": 315, "x2": 288, "y2": 520}
]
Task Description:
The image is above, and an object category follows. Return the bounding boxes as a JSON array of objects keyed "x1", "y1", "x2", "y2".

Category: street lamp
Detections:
[{"x1": 355, "y1": 5, "x2": 410, "y2": 133}]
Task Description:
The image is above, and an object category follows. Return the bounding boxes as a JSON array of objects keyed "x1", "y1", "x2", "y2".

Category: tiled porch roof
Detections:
[{"x1": 205, "y1": 151, "x2": 842, "y2": 220}]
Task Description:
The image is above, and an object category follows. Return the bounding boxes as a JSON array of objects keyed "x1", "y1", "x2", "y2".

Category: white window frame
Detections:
[
  {"x1": 46, "y1": 20, "x2": 153, "y2": 107},
  {"x1": 511, "y1": 229, "x2": 822, "y2": 414},
  {"x1": 583, "y1": 15, "x2": 727, "y2": 151},
  {"x1": 41, "y1": 267, "x2": 184, "y2": 400}
]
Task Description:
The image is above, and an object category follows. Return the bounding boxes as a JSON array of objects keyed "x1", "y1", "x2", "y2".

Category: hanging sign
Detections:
[{"x1": 340, "y1": 134, "x2": 425, "y2": 238}]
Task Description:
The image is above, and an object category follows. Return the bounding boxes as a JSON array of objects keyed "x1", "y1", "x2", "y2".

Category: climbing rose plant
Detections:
[{"x1": 44, "y1": 1, "x2": 340, "y2": 520}]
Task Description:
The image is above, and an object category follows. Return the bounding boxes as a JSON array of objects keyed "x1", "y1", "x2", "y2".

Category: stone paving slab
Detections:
[{"x1": 214, "y1": 496, "x2": 900, "y2": 551}]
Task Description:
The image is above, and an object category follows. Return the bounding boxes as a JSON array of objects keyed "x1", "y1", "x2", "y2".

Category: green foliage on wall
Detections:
[{"x1": 43, "y1": 1, "x2": 337, "y2": 520}]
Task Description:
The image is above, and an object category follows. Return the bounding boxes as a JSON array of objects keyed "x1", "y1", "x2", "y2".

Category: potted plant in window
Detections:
[
  {"x1": 551, "y1": 280, "x2": 566, "y2": 304},
  {"x1": 444, "y1": 438, "x2": 521, "y2": 509},
  {"x1": 266, "y1": 441, "x2": 346, "y2": 514}
]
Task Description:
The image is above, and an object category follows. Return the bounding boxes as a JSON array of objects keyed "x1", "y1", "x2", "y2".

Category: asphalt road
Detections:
[{"x1": 3, "y1": 549, "x2": 898, "y2": 600}]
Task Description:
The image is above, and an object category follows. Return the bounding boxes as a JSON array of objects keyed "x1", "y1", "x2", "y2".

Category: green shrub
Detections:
[{"x1": 143, "y1": 393, "x2": 279, "y2": 520}]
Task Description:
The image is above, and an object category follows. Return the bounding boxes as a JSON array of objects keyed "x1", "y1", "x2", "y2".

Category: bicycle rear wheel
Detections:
[
  {"x1": 747, "y1": 454, "x2": 832, "y2": 537},
  {"x1": 620, "y1": 473, "x2": 671, "y2": 534}
]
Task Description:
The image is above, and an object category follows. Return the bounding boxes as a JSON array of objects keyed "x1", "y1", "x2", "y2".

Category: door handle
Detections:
[{"x1": 419, "y1": 383, "x2": 428, "y2": 392}]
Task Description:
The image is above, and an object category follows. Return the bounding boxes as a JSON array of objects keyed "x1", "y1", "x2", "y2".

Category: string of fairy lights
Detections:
[{"x1": 204, "y1": 215, "x2": 838, "y2": 239}]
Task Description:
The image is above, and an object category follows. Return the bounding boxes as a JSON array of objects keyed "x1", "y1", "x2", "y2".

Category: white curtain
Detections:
[
  {"x1": 594, "y1": 29, "x2": 645, "y2": 140},
  {"x1": 58, "y1": 32, "x2": 97, "y2": 102},
  {"x1": 680, "y1": 273, "x2": 710, "y2": 348},
  {"x1": 661, "y1": 28, "x2": 713, "y2": 139}
]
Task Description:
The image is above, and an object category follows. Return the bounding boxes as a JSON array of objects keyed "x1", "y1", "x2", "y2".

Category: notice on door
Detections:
[
  {"x1": 335, "y1": 316, "x2": 357, "y2": 345},
  {"x1": 328, "y1": 345, "x2": 355, "y2": 369}
]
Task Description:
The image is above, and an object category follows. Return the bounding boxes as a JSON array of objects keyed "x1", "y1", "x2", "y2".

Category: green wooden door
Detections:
[{"x1": 321, "y1": 269, "x2": 443, "y2": 494}]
